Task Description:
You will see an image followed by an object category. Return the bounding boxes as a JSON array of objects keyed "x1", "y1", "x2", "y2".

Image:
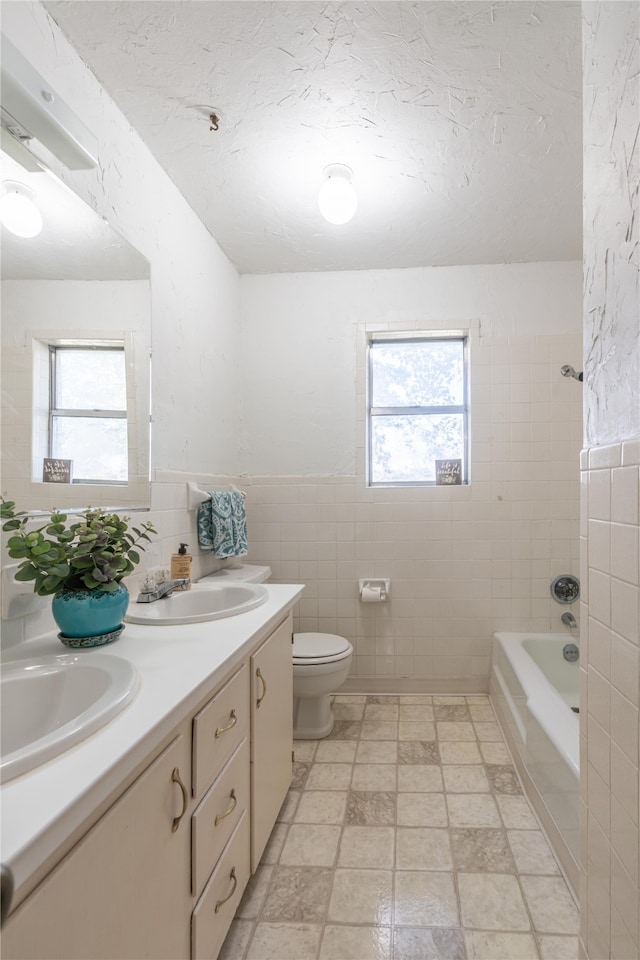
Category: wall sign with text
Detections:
[
  {"x1": 43, "y1": 458, "x2": 73, "y2": 483},
  {"x1": 435, "y1": 459, "x2": 462, "y2": 485}
]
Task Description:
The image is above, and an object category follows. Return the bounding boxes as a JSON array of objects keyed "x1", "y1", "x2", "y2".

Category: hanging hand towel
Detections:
[{"x1": 198, "y1": 491, "x2": 248, "y2": 558}]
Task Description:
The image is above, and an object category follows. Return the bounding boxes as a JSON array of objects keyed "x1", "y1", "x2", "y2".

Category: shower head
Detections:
[{"x1": 560, "y1": 364, "x2": 583, "y2": 382}]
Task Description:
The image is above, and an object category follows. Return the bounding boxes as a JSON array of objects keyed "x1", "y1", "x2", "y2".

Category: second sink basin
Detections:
[
  {"x1": 1, "y1": 653, "x2": 139, "y2": 783},
  {"x1": 125, "y1": 583, "x2": 268, "y2": 625}
]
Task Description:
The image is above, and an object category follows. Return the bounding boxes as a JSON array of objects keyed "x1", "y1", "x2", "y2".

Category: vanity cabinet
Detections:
[
  {"x1": 250, "y1": 615, "x2": 293, "y2": 870},
  {"x1": 2, "y1": 611, "x2": 295, "y2": 960},
  {"x1": 1, "y1": 730, "x2": 192, "y2": 960}
]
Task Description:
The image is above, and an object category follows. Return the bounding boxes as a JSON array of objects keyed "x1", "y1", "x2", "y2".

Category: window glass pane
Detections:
[
  {"x1": 52, "y1": 417, "x2": 128, "y2": 482},
  {"x1": 371, "y1": 340, "x2": 464, "y2": 407},
  {"x1": 55, "y1": 349, "x2": 126, "y2": 410},
  {"x1": 370, "y1": 414, "x2": 464, "y2": 483}
]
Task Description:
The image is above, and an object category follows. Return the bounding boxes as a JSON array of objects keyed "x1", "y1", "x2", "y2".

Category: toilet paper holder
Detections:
[{"x1": 359, "y1": 579, "x2": 391, "y2": 602}]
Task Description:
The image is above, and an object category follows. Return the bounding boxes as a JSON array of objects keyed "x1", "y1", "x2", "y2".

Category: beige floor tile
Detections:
[
  {"x1": 468, "y1": 704, "x2": 496, "y2": 721},
  {"x1": 437, "y1": 721, "x2": 477, "y2": 741},
  {"x1": 394, "y1": 871, "x2": 459, "y2": 926},
  {"x1": 277, "y1": 790, "x2": 300, "y2": 822},
  {"x1": 439, "y1": 741, "x2": 482, "y2": 764},
  {"x1": 537, "y1": 934, "x2": 580, "y2": 958},
  {"x1": 458, "y1": 872, "x2": 530, "y2": 931},
  {"x1": 262, "y1": 866, "x2": 334, "y2": 923},
  {"x1": 398, "y1": 695, "x2": 433, "y2": 704},
  {"x1": 442, "y1": 764, "x2": 490, "y2": 793},
  {"x1": 433, "y1": 696, "x2": 467, "y2": 705},
  {"x1": 397, "y1": 792, "x2": 448, "y2": 827},
  {"x1": 327, "y1": 720, "x2": 362, "y2": 740},
  {"x1": 508, "y1": 831, "x2": 561, "y2": 875},
  {"x1": 464, "y1": 930, "x2": 540, "y2": 958},
  {"x1": 399, "y1": 721, "x2": 437, "y2": 741},
  {"x1": 395, "y1": 827, "x2": 453, "y2": 870},
  {"x1": 246, "y1": 922, "x2": 322, "y2": 959},
  {"x1": 393, "y1": 926, "x2": 466, "y2": 960},
  {"x1": 451, "y1": 827, "x2": 515, "y2": 873},
  {"x1": 361, "y1": 721, "x2": 399, "y2": 740},
  {"x1": 399, "y1": 704, "x2": 435, "y2": 721},
  {"x1": 486, "y1": 764, "x2": 522, "y2": 795},
  {"x1": 293, "y1": 741, "x2": 318, "y2": 762},
  {"x1": 280, "y1": 823, "x2": 341, "y2": 867},
  {"x1": 434, "y1": 704, "x2": 471, "y2": 721},
  {"x1": 364, "y1": 703, "x2": 399, "y2": 720},
  {"x1": 479, "y1": 741, "x2": 512, "y2": 764},
  {"x1": 291, "y1": 761, "x2": 311, "y2": 790},
  {"x1": 334, "y1": 694, "x2": 367, "y2": 702},
  {"x1": 236, "y1": 864, "x2": 274, "y2": 919},
  {"x1": 319, "y1": 923, "x2": 392, "y2": 959},
  {"x1": 351, "y1": 762, "x2": 397, "y2": 791},
  {"x1": 520, "y1": 877, "x2": 580, "y2": 934},
  {"x1": 305, "y1": 762, "x2": 353, "y2": 790},
  {"x1": 260, "y1": 822, "x2": 289, "y2": 865},
  {"x1": 314, "y1": 740, "x2": 358, "y2": 763},
  {"x1": 219, "y1": 919, "x2": 255, "y2": 960},
  {"x1": 447, "y1": 793, "x2": 501, "y2": 827},
  {"x1": 338, "y1": 825, "x2": 396, "y2": 868},
  {"x1": 346, "y1": 790, "x2": 396, "y2": 825},
  {"x1": 294, "y1": 791, "x2": 347, "y2": 825},
  {"x1": 473, "y1": 721, "x2": 504, "y2": 741},
  {"x1": 356, "y1": 740, "x2": 398, "y2": 764},
  {"x1": 496, "y1": 795, "x2": 540, "y2": 829},
  {"x1": 369, "y1": 695, "x2": 400, "y2": 703},
  {"x1": 327, "y1": 868, "x2": 393, "y2": 924},
  {"x1": 398, "y1": 741, "x2": 441, "y2": 764},
  {"x1": 398, "y1": 764, "x2": 444, "y2": 792},
  {"x1": 333, "y1": 702, "x2": 366, "y2": 721}
]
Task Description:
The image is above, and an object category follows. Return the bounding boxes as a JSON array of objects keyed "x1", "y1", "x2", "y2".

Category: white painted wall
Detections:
[
  {"x1": 1, "y1": 2, "x2": 241, "y2": 478},
  {"x1": 240, "y1": 261, "x2": 583, "y2": 476}
]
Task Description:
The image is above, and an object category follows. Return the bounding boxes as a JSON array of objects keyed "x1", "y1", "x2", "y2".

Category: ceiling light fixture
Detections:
[
  {"x1": 318, "y1": 164, "x2": 357, "y2": 225},
  {"x1": 0, "y1": 180, "x2": 43, "y2": 238}
]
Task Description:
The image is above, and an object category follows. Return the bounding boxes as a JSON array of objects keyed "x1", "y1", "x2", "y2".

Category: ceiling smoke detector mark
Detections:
[{"x1": 187, "y1": 105, "x2": 222, "y2": 131}]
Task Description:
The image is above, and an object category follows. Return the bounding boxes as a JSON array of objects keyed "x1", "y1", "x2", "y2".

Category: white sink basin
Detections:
[
  {"x1": 1, "y1": 653, "x2": 138, "y2": 782},
  {"x1": 125, "y1": 582, "x2": 269, "y2": 625}
]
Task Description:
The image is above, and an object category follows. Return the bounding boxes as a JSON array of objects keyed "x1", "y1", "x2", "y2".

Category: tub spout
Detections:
[{"x1": 561, "y1": 611, "x2": 577, "y2": 630}]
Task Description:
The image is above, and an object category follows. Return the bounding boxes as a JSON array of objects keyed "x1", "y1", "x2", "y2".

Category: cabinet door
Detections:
[
  {"x1": 250, "y1": 614, "x2": 293, "y2": 871},
  {"x1": 2, "y1": 733, "x2": 191, "y2": 960}
]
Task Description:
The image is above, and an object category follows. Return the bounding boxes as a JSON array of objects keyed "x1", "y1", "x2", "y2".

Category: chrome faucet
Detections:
[
  {"x1": 561, "y1": 611, "x2": 577, "y2": 630},
  {"x1": 136, "y1": 579, "x2": 190, "y2": 603}
]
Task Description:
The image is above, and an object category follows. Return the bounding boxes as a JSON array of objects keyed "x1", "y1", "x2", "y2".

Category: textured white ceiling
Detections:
[{"x1": 44, "y1": 0, "x2": 583, "y2": 275}]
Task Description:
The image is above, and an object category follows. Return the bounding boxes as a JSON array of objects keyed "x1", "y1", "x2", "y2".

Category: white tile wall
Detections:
[{"x1": 580, "y1": 439, "x2": 640, "y2": 959}]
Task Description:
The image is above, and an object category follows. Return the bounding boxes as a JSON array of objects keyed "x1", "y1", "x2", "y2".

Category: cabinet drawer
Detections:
[
  {"x1": 192, "y1": 664, "x2": 248, "y2": 798},
  {"x1": 192, "y1": 738, "x2": 249, "y2": 899},
  {"x1": 191, "y1": 812, "x2": 250, "y2": 960}
]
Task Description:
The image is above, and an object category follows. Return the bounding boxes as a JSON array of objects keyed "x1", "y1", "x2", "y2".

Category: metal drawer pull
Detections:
[
  {"x1": 215, "y1": 867, "x2": 237, "y2": 913},
  {"x1": 256, "y1": 668, "x2": 267, "y2": 709},
  {"x1": 215, "y1": 709, "x2": 237, "y2": 738},
  {"x1": 171, "y1": 767, "x2": 188, "y2": 833},
  {"x1": 215, "y1": 789, "x2": 237, "y2": 827}
]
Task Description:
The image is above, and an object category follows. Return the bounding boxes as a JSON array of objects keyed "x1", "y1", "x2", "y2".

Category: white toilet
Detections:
[
  {"x1": 292, "y1": 632, "x2": 353, "y2": 739},
  {"x1": 203, "y1": 564, "x2": 353, "y2": 739}
]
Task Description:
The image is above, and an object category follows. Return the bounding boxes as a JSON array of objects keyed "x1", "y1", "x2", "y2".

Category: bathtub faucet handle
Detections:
[{"x1": 561, "y1": 611, "x2": 577, "y2": 630}]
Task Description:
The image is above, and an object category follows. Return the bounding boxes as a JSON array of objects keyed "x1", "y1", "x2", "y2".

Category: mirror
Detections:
[{"x1": 0, "y1": 151, "x2": 151, "y2": 513}]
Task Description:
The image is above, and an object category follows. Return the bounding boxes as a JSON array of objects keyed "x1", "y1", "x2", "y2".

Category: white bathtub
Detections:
[{"x1": 490, "y1": 632, "x2": 579, "y2": 894}]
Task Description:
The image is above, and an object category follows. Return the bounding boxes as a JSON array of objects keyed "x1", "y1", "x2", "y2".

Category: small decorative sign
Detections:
[
  {"x1": 435, "y1": 459, "x2": 462, "y2": 485},
  {"x1": 43, "y1": 458, "x2": 73, "y2": 484}
]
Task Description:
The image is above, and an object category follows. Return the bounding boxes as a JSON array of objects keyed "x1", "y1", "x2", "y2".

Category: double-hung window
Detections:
[
  {"x1": 367, "y1": 334, "x2": 469, "y2": 485},
  {"x1": 49, "y1": 344, "x2": 128, "y2": 483}
]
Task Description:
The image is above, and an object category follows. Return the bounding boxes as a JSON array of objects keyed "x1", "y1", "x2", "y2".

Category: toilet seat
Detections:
[{"x1": 293, "y1": 632, "x2": 352, "y2": 666}]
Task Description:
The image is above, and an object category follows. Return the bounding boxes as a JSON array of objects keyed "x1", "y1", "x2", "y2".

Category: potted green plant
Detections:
[{"x1": 1, "y1": 499, "x2": 156, "y2": 647}]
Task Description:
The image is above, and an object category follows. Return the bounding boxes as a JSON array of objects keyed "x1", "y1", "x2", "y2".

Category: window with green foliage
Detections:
[
  {"x1": 49, "y1": 345, "x2": 128, "y2": 483},
  {"x1": 367, "y1": 335, "x2": 468, "y2": 485}
]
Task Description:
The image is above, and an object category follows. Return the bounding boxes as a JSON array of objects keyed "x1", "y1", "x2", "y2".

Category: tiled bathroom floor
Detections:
[{"x1": 219, "y1": 695, "x2": 579, "y2": 960}]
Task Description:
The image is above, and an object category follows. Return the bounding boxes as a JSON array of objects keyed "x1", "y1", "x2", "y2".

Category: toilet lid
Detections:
[{"x1": 293, "y1": 632, "x2": 352, "y2": 660}]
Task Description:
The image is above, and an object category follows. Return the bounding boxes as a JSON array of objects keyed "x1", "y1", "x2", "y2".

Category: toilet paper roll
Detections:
[{"x1": 361, "y1": 585, "x2": 382, "y2": 602}]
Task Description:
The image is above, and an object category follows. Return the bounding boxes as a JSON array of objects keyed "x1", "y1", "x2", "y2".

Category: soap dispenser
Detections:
[{"x1": 170, "y1": 543, "x2": 192, "y2": 589}]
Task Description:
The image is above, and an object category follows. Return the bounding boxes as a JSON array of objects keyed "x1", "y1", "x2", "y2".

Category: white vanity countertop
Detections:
[{"x1": 0, "y1": 583, "x2": 304, "y2": 908}]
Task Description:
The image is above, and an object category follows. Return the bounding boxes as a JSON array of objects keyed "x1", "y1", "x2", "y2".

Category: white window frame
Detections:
[{"x1": 367, "y1": 331, "x2": 470, "y2": 487}]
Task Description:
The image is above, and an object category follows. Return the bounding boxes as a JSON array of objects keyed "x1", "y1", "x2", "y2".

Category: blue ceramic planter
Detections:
[{"x1": 52, "y1": 585, "x2": 129, "y2": 641}]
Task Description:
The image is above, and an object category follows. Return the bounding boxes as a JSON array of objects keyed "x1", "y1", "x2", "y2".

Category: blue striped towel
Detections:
[{"x1": 197, "y1": 491, "x2": 248, "y2": 558}]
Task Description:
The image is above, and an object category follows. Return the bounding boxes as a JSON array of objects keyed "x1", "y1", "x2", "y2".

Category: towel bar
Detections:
[{"x1": 187, "y1": 482, "x2": 246, "y2": 511}]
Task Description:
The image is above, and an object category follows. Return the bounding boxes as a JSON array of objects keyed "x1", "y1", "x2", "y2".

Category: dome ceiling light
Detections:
[
  {"x1": 0, "y1": 180, "x2": 43, "y2": 238},
  {"x1": 317, "y1": 164, "x2": 357, "y2": 225}
]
